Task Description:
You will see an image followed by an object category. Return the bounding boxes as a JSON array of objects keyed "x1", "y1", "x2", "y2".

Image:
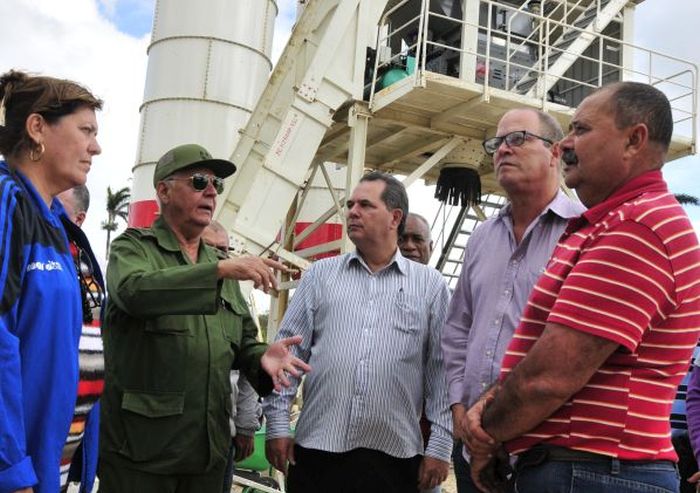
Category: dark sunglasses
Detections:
[
  {"x1": 482, "y1": 130, "x2": 554, "y2": 156},
  {"x1": 167, "y1": 173, "x2": 225, "y2": 194}
]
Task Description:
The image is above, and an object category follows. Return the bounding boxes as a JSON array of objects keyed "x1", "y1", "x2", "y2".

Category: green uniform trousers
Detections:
[{"x1": 97, "y1": 455, "x2": 227, "y2": 493}]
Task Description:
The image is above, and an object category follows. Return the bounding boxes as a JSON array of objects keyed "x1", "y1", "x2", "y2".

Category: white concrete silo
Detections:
[{"x1": 129, "y1": 0, "x2": 278, "y2": 226}]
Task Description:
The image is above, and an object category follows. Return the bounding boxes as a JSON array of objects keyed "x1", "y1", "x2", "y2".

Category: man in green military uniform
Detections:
[{"x1": 99, "y1": 144, "x2": 309, "y2": 492}]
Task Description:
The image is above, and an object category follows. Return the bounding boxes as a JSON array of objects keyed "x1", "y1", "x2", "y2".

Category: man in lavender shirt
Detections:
[{"x1": 441, "y1": 108, "x2": 585, "y2": 492}]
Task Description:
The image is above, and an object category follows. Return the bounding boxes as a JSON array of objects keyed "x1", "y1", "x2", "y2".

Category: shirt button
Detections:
[
  {"x1": 486, "y1": 350, "x2": 492, "y2": 357},
  {"x1": 481, "y1": 382, "x2": 488, "y2": 389}
]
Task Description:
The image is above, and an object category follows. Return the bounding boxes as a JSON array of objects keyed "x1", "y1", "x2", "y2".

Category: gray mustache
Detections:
[{"x1": 562, "y1": 149, "x2": 579, "y2": 165}]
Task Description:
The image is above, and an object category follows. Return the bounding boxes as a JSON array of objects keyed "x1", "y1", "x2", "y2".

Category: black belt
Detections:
[{"x1": 516, "y1": 445, "x2": 675, "y2": 469}]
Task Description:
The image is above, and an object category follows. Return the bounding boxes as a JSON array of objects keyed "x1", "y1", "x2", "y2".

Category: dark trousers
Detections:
[
  {"x1": 452, "y1": 441, "x2": 483, "y2": 493},
  {"x1": 673, "y1": 431, "x2": 699, "y2": 493},
  {"x1": 222, "y1": 440, "x2": 235, "y2": 493},
  {"x1": 98, "y1": 455, "x2": 227, "y2": 493},
  {"x1": 287, "y1": 445, "x2": 422, "y2": 493}
]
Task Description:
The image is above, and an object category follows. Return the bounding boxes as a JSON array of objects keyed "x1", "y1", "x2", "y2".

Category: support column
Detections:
[
  {"x1": 266, "y1": 196, "x2": 298, "y2": 342},
  {"x1": 459, "y1": 0, "x2": 481, "y2": 82},
  {"x1": 342, "y1": 102, "x2": 371, "y2": 253},
  {"x1": 621, "y1": 5, "x2": 635, "y2": 81}
]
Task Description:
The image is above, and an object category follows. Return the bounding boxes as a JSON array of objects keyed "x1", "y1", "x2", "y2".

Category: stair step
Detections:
[
  {"x1": 579, "y1": 0, "x2": 611, "y2": 23},
  {"x1": 562, "y1": 26, "x2": 584, "y2": 42},
  {"x1": 546, "y1": 50, "x2": 564, "y2": 67},
  {"x1": 553, "y1": 36, "x2": 576, "y2": 51},
  {"x1": 574, "y1": 15, "x2": 595, "y2": 29},
  {"x1": 442, "y1": 272, "x2": 459, "y2": 279},
  {"x1": 516, "y1": 76, "x2": 538, "y2": 93}
]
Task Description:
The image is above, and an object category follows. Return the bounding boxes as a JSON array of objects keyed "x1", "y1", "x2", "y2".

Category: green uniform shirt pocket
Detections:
[
  {"x1": 119, "y1": 390, "x2": 186, "y2": 462},
  {"x1": 121, "y1": 390, "x2": 185, "y2": 417}
]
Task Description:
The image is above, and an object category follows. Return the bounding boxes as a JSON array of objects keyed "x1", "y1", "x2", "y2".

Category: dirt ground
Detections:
[{"x1": 441, "y1": 467, "x2": 458, "y2": 492}]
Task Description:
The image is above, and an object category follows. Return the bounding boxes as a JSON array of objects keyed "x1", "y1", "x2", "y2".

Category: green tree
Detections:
[
  {"x1": 675, "y1": 193, "x2": 700, "y2": 206},
  {"x1": 102, "y1": 186, "x2": 131, "y2": 258}
]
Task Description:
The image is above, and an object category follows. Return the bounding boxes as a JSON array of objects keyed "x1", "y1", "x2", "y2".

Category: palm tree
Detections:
[
  {"x1": 102, "y1": 186, "x2": 131, "y2": 258},
  {"x1": 675, "y1": 193, "x2": 700, "y2": 207}
]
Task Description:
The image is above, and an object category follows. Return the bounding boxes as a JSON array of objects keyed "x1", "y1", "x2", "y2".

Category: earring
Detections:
[{"x1": 29, "y1": 143, "x2": 45, "y2": 162}]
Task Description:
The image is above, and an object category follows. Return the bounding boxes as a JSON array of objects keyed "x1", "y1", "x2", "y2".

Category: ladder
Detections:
[
  {"x1": 215, "y1": 0, "x2": 390, "y2": 268},
  {"x1": 515, "y1": 0, "x2": 628, "y2": 96},
  {"x1": 434, "y1": 194, "x2": 506, "y2": 289}
]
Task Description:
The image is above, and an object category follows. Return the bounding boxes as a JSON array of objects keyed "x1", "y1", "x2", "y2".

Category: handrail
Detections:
[{"x1": 371, "y1": 0, "x2": 697, "y2": 142}]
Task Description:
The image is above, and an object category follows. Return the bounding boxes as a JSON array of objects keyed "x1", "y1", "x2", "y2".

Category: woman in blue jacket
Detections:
[{"x1": 0, "y1": 70, "x2": 103, "y2": 493}]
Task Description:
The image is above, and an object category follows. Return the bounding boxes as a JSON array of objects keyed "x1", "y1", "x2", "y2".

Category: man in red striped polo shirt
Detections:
[{"x1": 464, "y1": 82, "x2": 700, "y2": 493}]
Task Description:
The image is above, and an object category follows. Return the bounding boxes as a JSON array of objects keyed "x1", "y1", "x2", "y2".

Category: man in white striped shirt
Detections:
[{"x1": 263, "y1": 172, "x2": 452, "y2": 493}]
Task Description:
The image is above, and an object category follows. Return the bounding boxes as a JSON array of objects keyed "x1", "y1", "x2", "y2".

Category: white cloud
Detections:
[
  {"x1": 272, "y1": 0, "x2": 297, "y2": 62},
  {"x1": 1, "y1": 0, "x2": 698, "y2": 262},
  {"x1": 0, "y1": 0, "x2": 149, "y2": 260}
]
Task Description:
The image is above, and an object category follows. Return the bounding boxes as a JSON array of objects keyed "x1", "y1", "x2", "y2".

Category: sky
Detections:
[{"x1": 0, "y1": 0, "x2": 698, "y2": 263}]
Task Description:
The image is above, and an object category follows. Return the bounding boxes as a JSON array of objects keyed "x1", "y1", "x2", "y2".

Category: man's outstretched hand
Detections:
[{"x1": 261, "y1": 335, "x2": 311, "y2": 392}]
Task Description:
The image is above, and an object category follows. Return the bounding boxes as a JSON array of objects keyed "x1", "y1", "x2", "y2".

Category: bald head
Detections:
[
  {"x1": 58, "y1": 185, "x2": 90, "y2": 227},
  {"x1": 202, "y1": 220, "x2": 229, "y2": 255}
]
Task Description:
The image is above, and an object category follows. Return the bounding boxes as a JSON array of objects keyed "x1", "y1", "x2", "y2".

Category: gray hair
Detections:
[
  {"x1": 535, "y1": 110, "x2": 564, "y2": 142},
  {"x1": 407, "y1": 212, "x2": 431, "y2": 241},
  {"x1": 71, "y1": 184, "x2": 90, "y2": 213}
]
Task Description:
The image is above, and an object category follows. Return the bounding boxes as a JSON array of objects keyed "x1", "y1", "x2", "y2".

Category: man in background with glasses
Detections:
[
  {"x1": 466, "y1": 82, "x2": 700, "y2": 493},
  {"x1": 99, "y1": 144, "x2": 310, "y2": 492},
  {"x1": 441, "y1": 108, "x2": 584, "y2": 492}
]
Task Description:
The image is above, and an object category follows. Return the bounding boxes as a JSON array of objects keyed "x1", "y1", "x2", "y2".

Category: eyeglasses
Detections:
[
  {"x1": 166, "y1": 173, "x2": 225, "y2": 194},
  {"x1": 482, "y1": 130, "x2": 554, "y2": 156}
]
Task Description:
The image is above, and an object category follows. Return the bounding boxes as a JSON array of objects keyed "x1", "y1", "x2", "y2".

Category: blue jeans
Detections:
[{"x1": 514, "y1": 458, "x2": 680, "y2": 493}]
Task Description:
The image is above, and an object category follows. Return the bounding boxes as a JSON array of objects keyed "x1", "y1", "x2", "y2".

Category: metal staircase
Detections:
[
  {"x1": 433, "y1": 194, "x2": 507, "y2": 289},
  {"x1": 515, "y1": 0, "x2": 628, "y2": 96}
]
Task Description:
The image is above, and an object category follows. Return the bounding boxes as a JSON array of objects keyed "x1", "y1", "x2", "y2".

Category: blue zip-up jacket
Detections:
[{"x1": 0, "y1": 161, "x2": 98, "y2": 493}]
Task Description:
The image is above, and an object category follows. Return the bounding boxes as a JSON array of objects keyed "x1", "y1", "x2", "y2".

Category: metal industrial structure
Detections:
[
  {"x1": 129, "y1": 0, "x2": 698, "y2": 305},
  {"x1": 129, "y1": 0, "x2": 278, "y2": 227}
]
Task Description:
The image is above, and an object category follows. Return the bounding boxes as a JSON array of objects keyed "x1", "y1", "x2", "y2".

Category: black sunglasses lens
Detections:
[
  {"x1": 189, "y1": 174, "x2": 224, "y2": 194},
  {"x1": 191, "y1": 174, "x2": 208, "y2": 191},
  {"x1": 212, "y1": 177, "x2": 224, "y2": 194}
]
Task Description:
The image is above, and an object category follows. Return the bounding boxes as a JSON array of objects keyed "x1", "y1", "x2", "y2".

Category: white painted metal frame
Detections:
[
  {"x1": 369, "y1": 0, "x2": 698, "y2": 144},
  {"x1": 215, "y1": 0, "x2": 390, "y2": 270}
]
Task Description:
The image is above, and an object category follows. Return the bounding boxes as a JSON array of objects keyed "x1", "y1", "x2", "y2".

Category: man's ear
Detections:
[
  {"x1": 625, "y1": 123, "x2": 648, "y2": 155},
  {"x1": 392, "y1": 209, "x2": 404, "y2": 230},
  {"x1": 549, "y1": 141, "x2": 562, "y2": 168},
  {"x1": 156, "y1": 181, "x2": 170, "y2": 204},
  {"x1": 75, "y1": 211, "x2": 87, "y2": 227}
]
